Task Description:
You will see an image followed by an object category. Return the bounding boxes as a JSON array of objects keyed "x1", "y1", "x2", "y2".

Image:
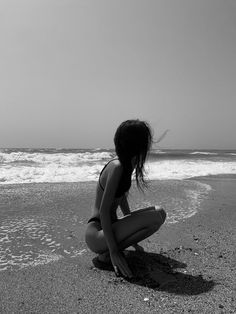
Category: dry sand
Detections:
[{"x1": 0, "y1": 177, "x2": 235, "y2": 313}]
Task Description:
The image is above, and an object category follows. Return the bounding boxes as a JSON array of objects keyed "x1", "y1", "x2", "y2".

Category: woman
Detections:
[{"x1": 85, "y1": 119, "x2": 166, "y2": 278}]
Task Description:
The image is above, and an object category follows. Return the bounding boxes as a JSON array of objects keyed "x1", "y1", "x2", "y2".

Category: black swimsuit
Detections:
[{"x1": 87, "y1": 159, "x2": 132, "y2": 224}]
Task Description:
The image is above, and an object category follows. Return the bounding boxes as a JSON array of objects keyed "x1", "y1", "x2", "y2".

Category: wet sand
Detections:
[{"x1": 0, "y1": 177, "x2": 235, "y2": 313}]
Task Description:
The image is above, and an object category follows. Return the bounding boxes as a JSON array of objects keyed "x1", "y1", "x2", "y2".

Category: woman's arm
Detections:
[
  {"x1": 99, "y1": 162, "x2": 132, "y2": 278},
  {"x1": 119, "y1": 194, "x2": 131, "y2": 216},
  {"x1": 99, "y1": 163, "x2": 122, "y2": 253}
]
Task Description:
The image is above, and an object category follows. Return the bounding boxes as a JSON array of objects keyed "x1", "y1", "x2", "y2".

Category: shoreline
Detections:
[
  {"x1": 0, "y1": 176, "x2": 236, "y2": 312},
  {"x1": 0, "y1": 177, "x2": 213, "y2": 226}
]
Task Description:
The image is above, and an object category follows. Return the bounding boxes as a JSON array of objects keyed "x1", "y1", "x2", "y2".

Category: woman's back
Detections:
[{"x1": 91, "y1": 159, "x2": 124, "y2": 222}]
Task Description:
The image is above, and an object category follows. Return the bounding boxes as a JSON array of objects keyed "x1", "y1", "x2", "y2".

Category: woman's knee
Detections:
[
  {"x1": 136, "y1": 207, "x2": 166, "y2": 226},
  {"x1": 160, "y1": 208, "x2": 167, "y2": 223},
  {"x1": 140, "y1": 207, "x2": 166, "y2": 228},
  {"x1": 155, "y1": 208, "x2": 166, "y2": 225},
  {"x1": 144, "y1": 208, "x2": 166, "y2": 234}
]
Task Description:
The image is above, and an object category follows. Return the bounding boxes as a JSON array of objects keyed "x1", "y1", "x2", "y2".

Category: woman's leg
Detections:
[
  {"x1": 114, "y1": 206, "x2": 166, "y2": 251},
  {"x1": 86, "y1": 207, "x2": 166, "y2": 254},
  {"x1": 130, "y1": 205, "x2": 163, "y2": 215}
]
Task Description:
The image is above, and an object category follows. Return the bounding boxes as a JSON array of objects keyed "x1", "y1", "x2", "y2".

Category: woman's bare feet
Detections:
[{"x1": 97, "y1": 252, "x2": 111, "y2": 264}]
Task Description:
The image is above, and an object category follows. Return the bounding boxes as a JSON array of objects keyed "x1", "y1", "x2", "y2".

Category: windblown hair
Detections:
[{"x1": 114, "y1": 119, "x2": 153, "y2": 190}]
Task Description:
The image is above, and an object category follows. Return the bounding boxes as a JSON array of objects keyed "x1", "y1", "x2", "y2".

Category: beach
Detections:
[
  {"x1": 2, "y1": 0, "x2": 236, "y2": 311},
  {"x1": 0, "y1": 177, "x2": 235, "y2": 313}
]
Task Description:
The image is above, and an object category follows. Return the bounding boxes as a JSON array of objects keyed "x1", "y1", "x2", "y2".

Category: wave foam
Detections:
[
  {"x1": 146, "y1": 160, "x2": 236, "y2": 180},
  {"x1": 0, "y1": 164, "x2": 103, "y2": 184},
  {"x1": 1, "y1": 158, "x2": 236, "y2": 184},
  {"x1": 0, "y1": 151, "x2": 113, "y2": 165},
  {"x1": 190, "y1": 151, "x2": 218, "y2": 155}
]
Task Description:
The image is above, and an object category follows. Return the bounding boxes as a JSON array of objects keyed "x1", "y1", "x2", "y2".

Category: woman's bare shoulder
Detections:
[
  {"x1": 112, "y1": 158, "x2": 122, "y2": 167},
  {"x1": 108, "y1": 159, "x2": 123, "y2": 174}
]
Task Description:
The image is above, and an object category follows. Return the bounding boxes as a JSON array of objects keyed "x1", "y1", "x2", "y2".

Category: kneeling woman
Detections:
[{"x1": 85, "y1": 120, "x2": 166, "y2": 278}]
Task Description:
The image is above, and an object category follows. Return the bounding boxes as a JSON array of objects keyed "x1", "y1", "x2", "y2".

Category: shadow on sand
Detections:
[{"x1": 92, "y1": 250, "x2": 215, "y2": 295}]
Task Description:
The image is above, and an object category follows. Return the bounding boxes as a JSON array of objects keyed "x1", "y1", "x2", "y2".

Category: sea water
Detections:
[{"x1": 1, "y1": 148, "x2": 236, "y2": 184}]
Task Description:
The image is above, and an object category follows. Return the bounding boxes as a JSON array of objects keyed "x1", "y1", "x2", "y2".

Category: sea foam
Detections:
[{"x1": 1, "y1": 149, "x2": 236, "y2": 184}]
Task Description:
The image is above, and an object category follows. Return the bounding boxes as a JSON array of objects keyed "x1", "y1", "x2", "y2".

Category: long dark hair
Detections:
[{"x1": 114, "y1": 119, "x2": 153, "y2": 189}]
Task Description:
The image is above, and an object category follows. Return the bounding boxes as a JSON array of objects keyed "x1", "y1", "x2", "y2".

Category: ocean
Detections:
[{"x1": 1, "y1": 148, "x2": 236, "y2": 184}]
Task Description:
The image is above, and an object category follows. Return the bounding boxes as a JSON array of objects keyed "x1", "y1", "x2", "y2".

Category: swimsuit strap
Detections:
[{"x1": 99, "y1": 158, "x2": 118, "y2": 190}]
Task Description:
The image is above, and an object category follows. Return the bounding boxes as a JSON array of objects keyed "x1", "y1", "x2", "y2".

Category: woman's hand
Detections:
[
  {"x1": 110, "y1": 250, "x2": 133, "y2": 279},
  {"x1": 132, "y1": 243, "x2": 144, "y2": 252}
]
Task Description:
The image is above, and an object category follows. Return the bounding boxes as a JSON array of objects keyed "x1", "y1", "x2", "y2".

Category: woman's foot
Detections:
[
  {"x1": 92, "y1": 252, "x2": 113, "y2": 270},
  {"x1": 97, "y1": 252, "x2": 111, "y2": 264}
]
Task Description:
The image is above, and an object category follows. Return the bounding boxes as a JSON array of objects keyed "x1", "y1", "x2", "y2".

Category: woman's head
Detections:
[{"x1": 114, "y1": 119, "x2": 153, "y2": 189}]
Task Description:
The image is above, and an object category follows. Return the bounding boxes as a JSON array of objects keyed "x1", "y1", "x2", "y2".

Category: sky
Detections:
[{"x1": 0, "y1": 0, "x2": 235, "y2": 149}]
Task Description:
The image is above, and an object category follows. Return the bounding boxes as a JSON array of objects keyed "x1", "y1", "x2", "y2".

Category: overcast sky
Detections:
[{"x1": 0, "y1": 0, "x2": 235, "y2": 149}]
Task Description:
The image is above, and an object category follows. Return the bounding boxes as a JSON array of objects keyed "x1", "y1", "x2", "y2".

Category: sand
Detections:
[{"x1": 0, "y1": 177, "x2": 235, "y2": 313}]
